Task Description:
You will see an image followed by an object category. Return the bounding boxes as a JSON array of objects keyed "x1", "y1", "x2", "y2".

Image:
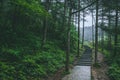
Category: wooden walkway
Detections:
[{"x1": 62, "y1": 46, "x2": 92, "y2": 80}]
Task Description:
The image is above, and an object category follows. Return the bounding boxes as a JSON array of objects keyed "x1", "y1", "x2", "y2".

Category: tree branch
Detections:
[{"x1": 71, "y1": 0, "x2": 96, "y2": 14}]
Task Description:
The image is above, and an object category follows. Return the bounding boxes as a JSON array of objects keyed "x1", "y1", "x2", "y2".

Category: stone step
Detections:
[
  {"x1": 81, "y1": 57, "x2": 91, "y2": 58},
  {"x1": 77, "y1": 63, "x2": 91, "y2": 66},
  {"x1": 79, "y1": 60, "x2": 92, "y2": 62},
  {"x1": 79, "y1": 61, "x2": 91, "y2": 63},
  {"x1": 80, "y1": 57, "x2": 91, "y2": 60},
  {"x1": 81, "y1": 54, "x2": 91, "y2": 56}
]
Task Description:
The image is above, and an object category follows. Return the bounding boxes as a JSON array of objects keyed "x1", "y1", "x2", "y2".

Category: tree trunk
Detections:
[
  {"x1": 95, "y1": 0, "x2": 99, "y2": 63},
  {"x1": 101, "y1": 3, "x2": 104, "y2": 52},
  {"x1": 101, "y1": 30, "x2": 104, "y2": 52},
  {"x1": 77, "y1": 0, "x2": 80, "y2": 57},
  {"x1": 82, "y1": 10, "x2": 85, "y2": 48},
  {"x1": 66, "y1": 7, "x2": 72, "y2": 72},
  {"x1": 41, "y1": 0, "x2": 50, "y2": 48},
  {"x1": 108, "y1": 10, "x2": 112, "y2": 50},
  {"x1": 62, "y1": 0, "x2": 67, "y2": 29},
  {"x1": 41, "y1": 18, "x2": 47, "y2": 48},
  {"x1": 114, "y1": 4, "x2": 118, "y2": 57},
  {"x1": 92, "y1": 9, "x2": 94, "y2": 48}
]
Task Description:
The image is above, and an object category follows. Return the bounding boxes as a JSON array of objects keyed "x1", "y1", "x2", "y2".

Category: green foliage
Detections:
[
  {"x1": 0, "y1": 0, "x2": 78, "y2": 79},
  {"x1": 0, "y1": 43, "x2": 66, "y2": 79},
  {"x1": 99, "y1": 40, "x2": 120, "y2": 80},
  {"x1": 0, "y1": 40, "x2": 74, "y2": 79},
  {"x1": 12, "y1": 0, "x2": 49, "y2": 17},
  {"x1": 0, "y1": 62, "x2": 26, "y2": 80},
  {"x1": 108, "y1": 63, "x2": 120, "y2": 80},
  {"x1": 70, "y1": 24, "x2": 78, "y2": 53}
]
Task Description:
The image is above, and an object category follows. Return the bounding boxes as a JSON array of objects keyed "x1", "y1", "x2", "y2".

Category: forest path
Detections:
[
  {"x1": 92, "y1": 52, "x2": 110, "y2": 80},
  {"x1": 62, "y1": 46, "x2": 92, "y2": 80}
]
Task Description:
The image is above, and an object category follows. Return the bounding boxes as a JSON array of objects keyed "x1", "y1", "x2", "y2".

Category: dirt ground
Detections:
[{"x1": 92, "y1": 52, "x2": 110, "y2": 80}]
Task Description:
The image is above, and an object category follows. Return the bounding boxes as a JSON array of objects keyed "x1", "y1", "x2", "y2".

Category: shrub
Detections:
[{"x1": 108, "y1": 63, "x2": 120, "y2": 80}]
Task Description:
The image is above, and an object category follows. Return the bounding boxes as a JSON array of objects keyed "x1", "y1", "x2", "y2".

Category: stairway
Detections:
[
  {"x1": 76, "y1": 46, "x2": 92, "y2": 66},
  {"x1": 62, "y1": 46, "x2": 92, "y2": 80}
]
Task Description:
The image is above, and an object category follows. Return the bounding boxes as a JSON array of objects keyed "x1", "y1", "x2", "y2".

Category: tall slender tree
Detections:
[
  {"x1": 82, "y1": 10, "x2": 85, "y2": 48},
  {"x1": 95, "y1": 0, "x2": 99, "y2": 63},
  {"x1": 77, "y1": 0, "x2": 80, "y2": 57},
  {"x1": 114, "y1": 0, "x2": 118, "y2": 57},
  {"x1": 41, "y1": 0, "x2": 50, "y2": 48},
  {"x1": 107, "y1": 9, "x2": 112, "y2": 49},
  {"x1": 101, "y1": 5, "x2": 104, "y2": 52},
  {"x1": 66, "y1": 1, "x2": 72, "y2": 72},
  {"x1": 91, "y1": 9, "x2": 94, "y2": 48}
]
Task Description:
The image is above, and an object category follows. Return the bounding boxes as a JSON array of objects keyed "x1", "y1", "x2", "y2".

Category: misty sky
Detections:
[{"x1": 74, "y1": 14, "x2": 95, "y2": 28}]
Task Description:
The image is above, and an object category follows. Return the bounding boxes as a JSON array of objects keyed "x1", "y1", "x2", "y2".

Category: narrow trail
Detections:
[{"x1": 62, "y1": 46, "x2": 92, "y2": 80}]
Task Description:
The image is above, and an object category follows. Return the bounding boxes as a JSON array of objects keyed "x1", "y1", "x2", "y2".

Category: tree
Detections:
[
  {"x1": 114, "y1": 0, "x2": 119, "y2": 57},
  {"x1": 91, "y1": 9, "x2": 95, "y2": 48},
  {"x1": 101, "y1": 5, "x2": 104, "y2": 52},
  {"x1": 82, "y1": 10, "x2": 85, "y2": 48},
  {"x1": 77, "y1": 0, "x2": 81, "y2": 57},
  {"x1": 95, "y1": 0, "x2": 99, "y2": 63},
  {"x1": 41, "y1": 0, "x2": 51, "y2": 48},
  {"x1": 107, "y1": 9, "x2": 112, "y2": 50}
]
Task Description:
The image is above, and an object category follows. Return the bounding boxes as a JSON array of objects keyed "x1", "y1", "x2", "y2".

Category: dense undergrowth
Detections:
[
  {"x1": 99, "y1": 41, "x2": 120, "y2": 80},
  {"x1": 0, "y1": 0, "x2": 78, "y2": 79},
  {"x1": 0, "y1": 40, "x2": 76, "y2": 80}
]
